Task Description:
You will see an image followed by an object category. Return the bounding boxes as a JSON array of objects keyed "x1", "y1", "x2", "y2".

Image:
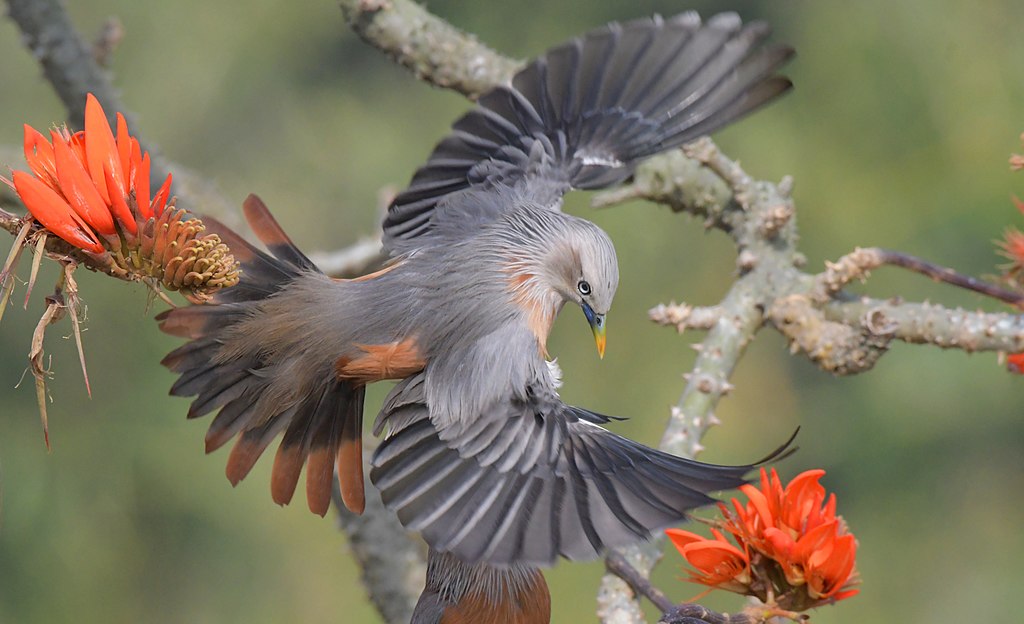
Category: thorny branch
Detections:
[
  {"x1": 337, "y1": 0, "x2": 521, "y2": 99},
  {"x1": 333, "y1": 473, "x2": 427, "y2": 624},
  {"x1": 814, "y1": 247, "x2": 1024, "y2": 305},
  {"x1": 6, "y1": 0, "x2": 1024, "y2": 623}
]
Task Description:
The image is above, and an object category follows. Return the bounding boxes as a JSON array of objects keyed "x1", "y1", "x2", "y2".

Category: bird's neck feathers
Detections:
[
  {"x1": 488, "y1": 208, "x2": 579, "y2": 358},
  {"x1": 503, "y1": 258, "x2": 564, "y2": 358}
]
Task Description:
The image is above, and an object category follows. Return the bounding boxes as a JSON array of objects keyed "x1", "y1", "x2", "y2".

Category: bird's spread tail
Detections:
[
  {"x1": 412, "y1": 548, "x2": 550, "y2": 624},
  {"x1": 384, "y1": 12, "x2": 792, "y2": 251},
  {"x1": 158, "y1": 195, "x2": 367, "y2": 516}
]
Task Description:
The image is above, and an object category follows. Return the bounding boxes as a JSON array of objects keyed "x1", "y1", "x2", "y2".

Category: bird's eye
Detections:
[{"x1": 578, "y1": 280, "x2": 592, "y2": 296}]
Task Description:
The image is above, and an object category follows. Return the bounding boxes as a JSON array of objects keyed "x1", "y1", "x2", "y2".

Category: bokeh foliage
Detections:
[{"x1": 1, "y1": 1, "x2": 1022, "y2": 622}]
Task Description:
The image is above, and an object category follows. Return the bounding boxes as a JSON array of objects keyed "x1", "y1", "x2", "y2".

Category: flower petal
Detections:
[
  {"x1": 793, "y1": 519, "x2": 837, "y2": 563},
  {"x1": 116, "y1": 112, "x2": 133, "y2": 184},
  {"x1": 679, "y1": 541, "x2": 749, "y2": 585},
  {"x1": 783, "y1": 469, "x2": 826, "y2": 529},
  {"x1": 22, "y1": 125, "x2": 59, "y2": 189},
  {"x1": 104, "y1": 163, "x2": 137, "y2": 234},
  {"x1": 151, "y1": 172, "x2": 172, "y2": 218},
  {"x1": 84, "y1": 93, "x2": 123, "y2": 205},
  {"x1": 13, "y1": 171, "x2": 103, "y2": 253},
  {"x1": 807, "y1": 533, "x2": 857, "y2": 599},
  {"x1": 53, "y1": 135, "x2": 116, "y2": 235},
  {"x1": 134, "y1": 152, "x2": 152, "y2": 220},
  {"x1": 666, "y1": 528, "x2": 707, "y2": 551},
  {"x1": 741, "y1": 482, "x2": 775, "y2": 531}
]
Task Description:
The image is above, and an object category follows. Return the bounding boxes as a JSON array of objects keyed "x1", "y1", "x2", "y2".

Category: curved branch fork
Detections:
[{"x1": 604, "y1": 141, "x2": 1024, "y2": 379}]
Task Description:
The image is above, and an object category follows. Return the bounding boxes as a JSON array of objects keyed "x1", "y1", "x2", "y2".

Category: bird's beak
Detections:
[
  {"x1": 593, "y1": 321, "x2": 606, "y2": 359},
  {"x1": 582, "y1": 303, "x2": 606, "y2": 359}
]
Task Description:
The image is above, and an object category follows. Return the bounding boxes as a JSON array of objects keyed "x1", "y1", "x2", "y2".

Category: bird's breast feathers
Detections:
[{"x1": 423, "y1": 322, "x2": 559, "y2": 433}]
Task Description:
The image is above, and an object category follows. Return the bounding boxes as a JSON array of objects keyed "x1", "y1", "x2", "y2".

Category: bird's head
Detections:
[
  {"x1": 552, "y1": 221, "x2": 619, "y2": 358},
  {"x1": 499, "y1": 209, "x2": 619, "y2": 358}
]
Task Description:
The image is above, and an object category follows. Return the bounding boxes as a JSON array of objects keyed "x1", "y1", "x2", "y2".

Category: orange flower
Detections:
[
  {"x1": 3, "y1": 94, "x2": 238, "y2": 303},
  {"x1": 805, "y1": 530, "x2": 859, "y2": 601},
  {"x1": 6, "y1": 93, "x2": 172, "y2": 250},
  {"x1": 666, "y1": 528, "x2": 750, "y2": 593},
  {"x1": 666, "y1": 468, "x2": 859, "y2": 612},
  {"x1": 1006, "y1": 353, "x2": 1024, "y2": 374}
]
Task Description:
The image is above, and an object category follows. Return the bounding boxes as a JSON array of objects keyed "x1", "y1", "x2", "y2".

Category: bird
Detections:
[{"x1": 157, "y1": 11, "x2": 794, "y2": 623}]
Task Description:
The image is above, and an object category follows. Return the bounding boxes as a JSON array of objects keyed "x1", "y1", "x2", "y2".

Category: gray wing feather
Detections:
[
  {"x1": 370, "y1": 373, "x2": 768, "y2": 567},
  {"x1": 382, "y1": 12, "x2": 793, "y2": 255}
]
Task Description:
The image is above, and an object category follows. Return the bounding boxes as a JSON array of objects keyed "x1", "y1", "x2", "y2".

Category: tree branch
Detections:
[
  {"x1": 597, "y1": 139, "x2": 805, "y2": 623},
  {"x1": 604, "y1": 550, "x2": 674, "y2": 613},
  {"x1": 333, "y1": 475, "x2": 426, "y2": 624},
  {"x1": 337, "y1": 0, "x2": 521, "y2": 99},
  {"x1": 649, "y1": 303, "x2": 725, "y2": 332},
  {"x1": 815, "y1": 246, "x2": 1024, "y2": 306},
  {"x1": 5, "y1": 0, "x2": 120, "y2": 132},
  {"x1": 824, "y1": 297, "x2": 1024, "y2": 352}
]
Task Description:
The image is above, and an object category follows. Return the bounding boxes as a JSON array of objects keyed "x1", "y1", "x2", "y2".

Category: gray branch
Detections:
[
  {"x1": 824, "y1": 297, "x2": 1024, "y2": 352},
  {"x1": 337, "y1": 0, "x2": 521, "y2": 99},
  {"x1": 649, "y1": 303, "x2": 725, "y2": 332},
  {"x1": 334, "y1": 475, "x2": 426, "y2": 623},
  {"x1": 6, "y1": 0, "x2": 119, "y2": 131}
]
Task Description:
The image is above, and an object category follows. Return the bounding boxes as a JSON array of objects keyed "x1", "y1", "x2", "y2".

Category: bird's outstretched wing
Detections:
[
  {"x1": 370, "y1": 372, "x2": 785, "y2": 567},
  {"x1": 383, "y1": 12, "x2": 793, "y2": 255}
]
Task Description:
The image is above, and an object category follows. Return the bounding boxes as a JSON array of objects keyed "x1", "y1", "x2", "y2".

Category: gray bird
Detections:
[{"x1": 158, "y1": 12, "x2": 793, "y2": 623}]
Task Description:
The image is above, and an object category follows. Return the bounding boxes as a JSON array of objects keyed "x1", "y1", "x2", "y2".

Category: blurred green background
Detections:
[{"x1": 1, "y1": 1, "x2": 1022, "y2": 622}]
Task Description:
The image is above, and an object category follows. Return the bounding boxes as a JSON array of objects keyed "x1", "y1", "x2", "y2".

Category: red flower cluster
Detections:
[
  {"x1": 4, "y1": 94, "x2": 171, "y2": 254},
  {"x1": 1008, "y1": 352, "x2": 1024, "y2": 373},
  {"x1": 3, "y1": 94, "x2": 238, "y2": 304},
  {"x1": 667, "y1": 468, "x2": 859, "y2": 612}
]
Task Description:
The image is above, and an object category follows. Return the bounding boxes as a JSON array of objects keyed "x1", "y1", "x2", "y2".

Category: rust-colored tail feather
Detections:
[
  {"x1": 305, "y1": 447, "x2": 335, "y2": 517},
  {"x1": 159, "y1": 194, "x2": 368, "y2": 518},
  {"x1": 271, "y1": 443, "x2": 305, "y2": 506},
  {"x1": 337, "y1": 397, "x2": 366, "y2": 514}
]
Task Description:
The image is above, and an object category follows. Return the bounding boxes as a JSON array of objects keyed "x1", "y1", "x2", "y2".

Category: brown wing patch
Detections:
[
  {"x1": 440, "y1": 569, "x2": 551, "y2": 624},
  {"x1": 335, "y1": 337, "x2": 426, "y2": 385}
]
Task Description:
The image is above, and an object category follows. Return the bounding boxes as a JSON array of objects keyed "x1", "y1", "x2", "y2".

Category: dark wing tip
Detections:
[{"x1": 753, "y1": 426, "x2": 800, "y2": 466}]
